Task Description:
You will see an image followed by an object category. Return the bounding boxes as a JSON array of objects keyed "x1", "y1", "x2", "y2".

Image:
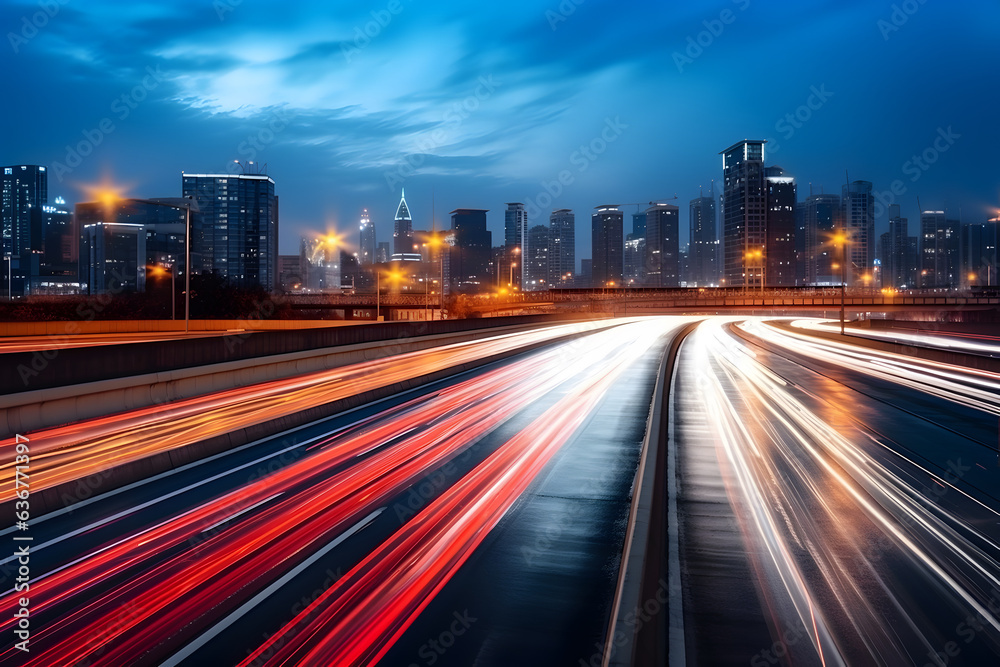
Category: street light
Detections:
[
  {"x1": 744, "y1": 247, "x2": 764, "y2": 293},
  {"x1": 833, "y1": 231, "x2": 848, "y2": 335}
]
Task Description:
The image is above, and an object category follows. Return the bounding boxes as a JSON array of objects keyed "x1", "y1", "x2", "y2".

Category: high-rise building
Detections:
[
  {"x1": 765, "y1": 166, "x2": 797, "y2": 286},
  {"x1": 525, "y1": 224, "x2": 549, "y2": 290},
  {"x1": 920, "y1": 210, "x2": 960, "y2": 288},
  {"x1": 80, "y1": 222, "x2": 146, "y2": 294},
  {"x1": 592, "y1": 205, "x2": 624, "y2": 288},
  {"x1": 41, "y1": 196, "x2": 75, "y2": 280},
  {"x1": 645, "y1": 204, "x2": 679, "y2": 287},
  {"x1": 76, "y1": 197, "x2": 189, "y2": 294},
  {"x1": 689, "y1": 195, "x2": 718, "y2": 286},
  {"x1": 624, "y1": 235, "x2": 645, "y2": 286},
  {"x1": 632, "y1": 211, "x2": 647, "y2": 240},
  {"x1": 548, "y1": 209, "x2": 575, "y2": 286},
  {"x1": 881, "y1": 204, "x2": 917, "y2": 288},
  {"x1": 579, "y1": 258, "x2": 593, "y2": 288},
  {"x1": 2, "y1": 165, "x2": 47, "y2": 295},
  {"x1": 182, "y1": 172, "x2": 278, "y2": 291},
  {"x1": 2, "y1": 165, "x2": 46, "y2": 257},
  {"x1": 802, "y1": 194, "x2": 841, "y2": 285},
  {"x1": 842, "y1": 181, "x2": 875, "y2": 286},
  {"x1": 962, "y1": 219, "x2": 999, "y2": 287},
  {"x1": 392, "y1": 189, "x2": 414, "y2": 257},
  {"x1": 449, "y1": 209, "x2": 491, "y2": 292},
  {"x1": 721, "y1": 140, "x2": 766, "y2": 288},
  {"x1": 277, "y1": 255, "x2": 302, "y2": 292},
  {"x1": 359, "y1": 208, "x2": 375, "y2": 265},
  {"x1": 376, "y1": 242, "x2": 390, "y2": 264},
  {"x1": 504, "y1": 203, "x2": 527, "y2": 289}
]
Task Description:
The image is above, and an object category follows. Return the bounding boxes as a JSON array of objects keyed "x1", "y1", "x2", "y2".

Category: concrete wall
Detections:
[{"x1": 0, "y1": 319, "x2": 364, "y2": 337}]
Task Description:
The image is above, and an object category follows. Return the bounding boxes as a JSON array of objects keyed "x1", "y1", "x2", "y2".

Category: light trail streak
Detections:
[
  {"x1": 0, "y1": 319, "x2": 678, "y2": 666},
  {"x1": 683, "y1": 319, "x2": 1000, "y2": 664},
  {"x1": 0, "y1": 320, "x2": 620, "y2": 501},
  {"x1": 794, "y1": 318, "x2": 1000, "y2": 357},
  {"x1": 237, "y1": 320, "x2": 672, "y2": 667}
]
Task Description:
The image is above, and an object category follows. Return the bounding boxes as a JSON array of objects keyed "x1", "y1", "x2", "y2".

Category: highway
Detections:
[
  {"x1": 0, "y1": 317, "x2": 690, "y2": 666},
  {"x1": 675, "y1": 318, "x2": 1000, "y2": 665}
]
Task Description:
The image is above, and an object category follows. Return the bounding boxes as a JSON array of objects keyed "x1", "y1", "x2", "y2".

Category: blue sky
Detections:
[{"x1": 3, "y1": 0, "x2": 998, "y2": 263}]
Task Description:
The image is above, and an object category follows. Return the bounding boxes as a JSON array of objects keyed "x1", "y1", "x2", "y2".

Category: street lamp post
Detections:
[
  {"x1": 376, "y1": 270, "x2": 380, "y2": 321},
  {"x1": 834, "y1": 232, "x2": 848, "y2": 335}
]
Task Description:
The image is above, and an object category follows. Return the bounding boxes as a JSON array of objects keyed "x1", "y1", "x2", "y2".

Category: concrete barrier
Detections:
[{"x1": 604, "y1": 320, "x2": 700, "y2": 667}]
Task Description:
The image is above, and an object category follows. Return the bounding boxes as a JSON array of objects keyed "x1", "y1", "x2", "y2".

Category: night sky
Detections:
[{"x1": 3, "y1": 0, "x2": 998, "y2": 265}]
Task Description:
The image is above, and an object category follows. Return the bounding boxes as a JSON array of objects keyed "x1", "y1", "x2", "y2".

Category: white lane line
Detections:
[
  {"x1": 159, "y1": 507, "x2": 385, "y2": 667},
  {"x1": 200, "y1": 494, "x2": 283, "y2": 534}
]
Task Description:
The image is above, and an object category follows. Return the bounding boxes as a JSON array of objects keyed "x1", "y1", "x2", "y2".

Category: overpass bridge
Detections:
[{"x1": 285, "y1": 288, "x2": 1000, "y2": 320}]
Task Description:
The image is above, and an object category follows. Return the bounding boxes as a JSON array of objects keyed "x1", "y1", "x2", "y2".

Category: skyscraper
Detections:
[
  {"x1": 645, "y1": 204, "x2": 680, "y2": 287},
  {"x1": 882, "y1": 204, "x2": 917, "y2": 288},
  {"x1": 624, "y1": 235, "x2": 645, "y2": 286},
  {"x1": 721, "y1": 140, "x2": 766, "y2": 288},
  {"x1": 962, "y1": 219, "x2": 998, "y2": 287},
  {"x1": 842, "y1": 181, "x2": 875, "y2": 286},
  {"x1": 41, "y1": 196, "x2": 75, "y2": 281},
  {"x1": 504, "y1": 203, "x2": 527, "y2": 289},
  {"x1": 802, "y1": 194, "x2": 841, "y2": 285},
  {"x1": 359, "y1": 208, "x2": 375, "y2": 265},
  {"x1": 393, "y1": 189, "x2": 414, "y2": 257},
  {"x1": 449, "y1": 209, "x2": 491, "y2": 292},
  {"x1": 764, "y1": 166, "x2": 797, "y2": 286},
  {"x1": 592, "y1": 205, "x2": 623, "y2": 288},
  {"x1": 920, "y1": 210, "x2": 959, "y2": 288},
  {"x1": 299, "y1": 237, "x2": 339, "y2": 291},
  {"x1": 182, "y1": 172, "x2": 278, "y2": 291},
  {"x1": 689, "y1": 195, "x2": 718, "y2": 286},
  {"x1": 525, "y1": 224, "x2": 549, "y2": 290},
  {"x1": 548, "y1": 209, "x2": 575, "y2": 286},
  {"x1": 2, "y1": 165, "x2": 47, "y2": 295}
]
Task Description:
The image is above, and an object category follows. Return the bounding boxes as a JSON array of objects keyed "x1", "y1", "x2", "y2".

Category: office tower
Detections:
[
  {"x1": 504, "y1": 202, "x2": 527, "y2": 289},
  {"x1": 841, "y1": 181, "x2": 875, "y2": 286},
  {"x1": 794, "y1": 201, "x2": 807, "y2": 285},
  {"x1": 920, "y1": 210, "x2": 960, "y2": 288},
  {"x1": 79, "y1": 222, "x2": 145, "y2": 294},
  {"x1": 632, "y1": 211, "x2": 647, "y2": 239},
  {"x1": 624, "y1": 235, "x2": 645, "y2": 286},
  {"x1": 802, "y1": 194, "x2": 841, "y2": 285},
  {"x1": 359, "y1": 208, "x2": 375, "y2": 265},
  {"x1": 548, "y1": 209, "x2": 575, "y2": 286},
  {"x1": 41, "y1": 196, "x2": 75, "y2": 281},
  {"x1": 392, "y1": 189, "x2": 414, "y2": 257},
  {"x1": 962, "y1": 219, "x2": 999, "y2": 286},
  {"x1": 75, "y1": 197, "x2": 189, "y2": 294},
  {"x1": 2, "y1": 165, "x2": 47, "y2": 295},
  {"x1": 299, "y1": 237, "x2": 339, "y2": 291},
  {"x1": 645, "y1": 204, "x2": 679, "y2": 287},
  {"x1": 2, "y1": 164, "x2": 46, "y2": 257},
  {"x1": 721, "y1": 140, "x2": 766, "y2": 288},
  {"x1": 449, "y1": 209, "x2": 491, "y2": 292},
  {"x1": 689, "y1": 195, "x2": 718, "y2": 286},
  {"x1": 525, "y1": 224, "x2": 549, "y2": 290},
  {"x1": 579, "y1": 258, "x2": 593, "y2": 288},
  {"x1": 182, "y1": 172, "x2": 277, "y2": 291},
  {"x1": 765, "y1": 166, "x2": 797, "y2": 286},
  {"x1": 376, "y1": 242, "x2": 390, "y2": 264},
  {"x1": 592, "y1": 205, "x2": 624, "y2": 288},
  {"x1": 882, "y1": 204, "x2": 917, "y2": 288}
]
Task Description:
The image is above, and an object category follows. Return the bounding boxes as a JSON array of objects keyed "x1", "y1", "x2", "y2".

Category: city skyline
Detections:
[{"x1": 2, "y1": 1, "x2": 998, "y2": 263}]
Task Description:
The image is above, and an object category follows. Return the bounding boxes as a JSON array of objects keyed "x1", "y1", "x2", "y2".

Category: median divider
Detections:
[{"x1": 603, "y1": 320, "x2": 700, "y2": 667}]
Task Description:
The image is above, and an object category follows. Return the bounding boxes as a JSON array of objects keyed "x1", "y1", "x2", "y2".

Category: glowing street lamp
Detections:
[{"x1": 832, "y1": 231, "x2": 848, "y2": 334}]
